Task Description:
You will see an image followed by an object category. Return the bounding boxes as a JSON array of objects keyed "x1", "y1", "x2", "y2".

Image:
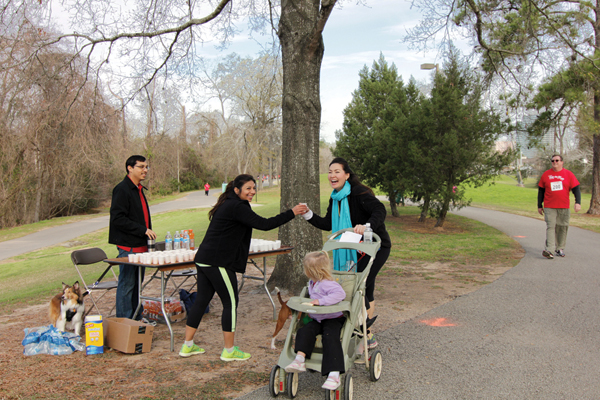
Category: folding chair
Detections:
[{"x1": 71, "y1": 247, "x2": 118, "y2": 317}]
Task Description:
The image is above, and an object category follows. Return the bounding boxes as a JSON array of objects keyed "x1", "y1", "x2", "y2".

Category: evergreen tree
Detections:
[
  {"x1": 427, "y1": 48, "x2": 512, "y2": 227},
  {"x1": 335, "y1": 54, "x2": 409, "y2": 216}
]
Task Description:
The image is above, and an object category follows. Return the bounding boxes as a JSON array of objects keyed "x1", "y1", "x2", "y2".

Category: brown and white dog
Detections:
[
  {"x1": 49, "y1": 281, "x2": 85, "y2": 335},
  {"x1": 271, "y1": 287, "x2": 297, "y2": 350}
]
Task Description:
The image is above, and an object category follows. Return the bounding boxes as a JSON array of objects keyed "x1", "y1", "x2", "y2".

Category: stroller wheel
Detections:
[
  {"x1": 325, "y1": 373, "x2": 352, "y2": 400},
  {"x1": 369, "y1": 350, "x2": 383, "y2": 381},
  {"x1": 269, "y1": 365, "x2": 281, "y2": 397},
  {"x1": 344, "y1": 373, "x2": 354, "y2": 400},
  {"x1": 286, "y1": 371, "x2": 299, "y2": 398}
]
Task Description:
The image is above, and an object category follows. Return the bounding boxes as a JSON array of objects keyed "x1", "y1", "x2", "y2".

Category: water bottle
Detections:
[
  {"x1": 165, "y1": 231, "x2": 173, "y2": 251},
  {"x1": 189, "y1": 229, "x2": 195, "y2": 250},
  {"x1": 363, "y1": 223, "x2": 373, "y2": 243},
  {"x1": 174, "y1": 231, "x2": 181, "y2": 250},
  {"x1": 182, "y1": 230, "x2": 190, "y2": 250}
]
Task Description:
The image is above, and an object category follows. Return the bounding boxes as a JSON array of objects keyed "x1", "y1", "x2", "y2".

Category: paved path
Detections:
[
  {"x1": 237, "y1": 207, "x2": 600, "y2": 399},
  {"x1": 0, "y1": 190, "x2": 219, "y2": 261}
]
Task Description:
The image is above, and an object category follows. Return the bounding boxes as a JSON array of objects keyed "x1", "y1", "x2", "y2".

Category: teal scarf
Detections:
[{"x1": 331, "y1": 182, "x2": 357, "y2": 271}]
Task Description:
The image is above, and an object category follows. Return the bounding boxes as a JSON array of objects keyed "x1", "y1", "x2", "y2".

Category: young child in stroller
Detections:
[{"x1": 283, "y1": 250, "x2": 346, "y2": 390}]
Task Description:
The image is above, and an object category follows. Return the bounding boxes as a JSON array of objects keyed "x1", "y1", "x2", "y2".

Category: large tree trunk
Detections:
[
  {"x1": 590, "y1": 132, "x2": 600, "y2": 214},
  {"x1": 589, "y1": 46, "x2": 600, "y2": 214},
  {"x1": 270, "y1": 0, "x2": 333, "y2": 294}
]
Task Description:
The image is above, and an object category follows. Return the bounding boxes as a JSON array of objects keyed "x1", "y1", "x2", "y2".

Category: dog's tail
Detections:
[{"x1": 275, "y1": 287, "x2": 286, "y2": 306}]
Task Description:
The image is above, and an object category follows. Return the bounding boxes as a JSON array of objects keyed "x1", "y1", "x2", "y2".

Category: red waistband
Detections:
[{"x1": 118, "y1": 245, "x2": 148, "y2": 253}]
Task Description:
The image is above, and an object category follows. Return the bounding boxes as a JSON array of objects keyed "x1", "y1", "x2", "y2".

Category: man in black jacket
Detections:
[{"x1": 109, "y1": 155, "x2": 156, "y2": 319}]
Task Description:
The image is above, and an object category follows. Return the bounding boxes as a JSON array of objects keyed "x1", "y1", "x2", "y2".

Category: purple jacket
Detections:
[{"x1": 307, "y1": 279, "x2": 346, "y2": 322}]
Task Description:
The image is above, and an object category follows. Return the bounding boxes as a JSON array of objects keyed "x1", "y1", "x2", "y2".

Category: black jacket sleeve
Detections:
[
  {"x1": 307, "y1": 199, "x2": 333, "y2": 231},
  {"x1": 572, "y1": 185, "x2": 581, "y2": 205},
  {"x1": 233, "y1": 201, "x2": 295, "y2": 230},
  {"x1": 537, "y1": 187, "x2": 545, "y2": 209}
]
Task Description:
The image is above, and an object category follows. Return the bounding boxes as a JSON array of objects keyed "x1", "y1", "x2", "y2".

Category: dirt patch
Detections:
[{"x1": 0, "y1": 234, "x2": 523, "y2": 399}]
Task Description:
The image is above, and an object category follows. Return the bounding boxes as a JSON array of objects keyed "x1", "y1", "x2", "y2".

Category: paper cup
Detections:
[{"x1": 128, "y1": 254, "x2": 135, "y2": 262}]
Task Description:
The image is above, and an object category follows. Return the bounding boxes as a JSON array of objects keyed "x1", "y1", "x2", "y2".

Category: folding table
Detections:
[{"x1": 104, "y1": 246, "x2": 293, "y2": 351}]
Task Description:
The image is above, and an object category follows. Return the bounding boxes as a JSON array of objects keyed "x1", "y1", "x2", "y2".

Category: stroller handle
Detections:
[{"x1": 323, "y1": 228, "x2": 381, "y2": 258}]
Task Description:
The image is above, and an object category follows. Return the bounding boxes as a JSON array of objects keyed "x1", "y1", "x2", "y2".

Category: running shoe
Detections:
[
  {"x1": 542, "y1": 250, "x2": 554, "y2": 259},
  {"x1": 220, "y1": 346, "x2": 251, "y2": 361},
  {"x1": 367, "y1": 332, "x2": 378, "y2": 349},
  {"x1": 555, "y1": 249, "x2": 565, "y2": 257},
  {"x1": 284, "y1": 359, "x2": 306, "y2": 373},
  {"x1": 179, "y1": 343, "x2": 205, "y2": 358}
]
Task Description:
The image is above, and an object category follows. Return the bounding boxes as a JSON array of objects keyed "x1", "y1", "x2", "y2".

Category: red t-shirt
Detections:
[{"x1": 538, "y1": 168, "x2": 579, "y2": 209}]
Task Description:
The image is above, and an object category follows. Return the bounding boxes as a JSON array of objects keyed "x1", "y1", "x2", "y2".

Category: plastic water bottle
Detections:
[
  {"x1": 363, "y1": 223, "x2": 373, "y2": 243},
  {"x1": 165, "y1": 231, "x2": 173, "y2": 251},
  {"x1": 189, "y1": 229, "x2": 195, "y2": 250},
  {"x1": 174, "y1": 231, "x2": 181, "y2": 250},
  {"x1": 182, "y1": 230, "x2": 190, "y2": 250}
]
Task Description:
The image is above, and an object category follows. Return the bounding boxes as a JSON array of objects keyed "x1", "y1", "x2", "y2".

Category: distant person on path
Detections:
[
  {"x1": 204, "y1": 182, "x2": 210, "y2": 196},
  {"x1": 109, "y1": 155, "x2": 157, "y2": 319},
  {"x1": 300, "y1": 157, "x2": 391, "y2": 349},
  {"x1": 538, "y1": 154, "x2": 581, "y2": 259},
  {"x1": 179, "y1": 174, "x2": 308, "y2": 360}
]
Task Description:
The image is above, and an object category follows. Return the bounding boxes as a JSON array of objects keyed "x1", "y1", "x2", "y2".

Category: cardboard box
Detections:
[
  {"x1": 103, "y1": 318, "x2": 154, "y2": 354},
  {"x1": 142, "y1": 298, "x2": 187, "y2": 324},
  {"x1": 85, "y1": 315, "x2": 104, "y2": 355}
]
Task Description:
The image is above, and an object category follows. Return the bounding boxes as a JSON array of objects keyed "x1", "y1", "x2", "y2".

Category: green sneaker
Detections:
[
  {"x1": 179, "y1": 343, "x2": 205, "y2": 358},
  {"x1": 220, "y1": 346, "x2": 251, "y2": 362}
]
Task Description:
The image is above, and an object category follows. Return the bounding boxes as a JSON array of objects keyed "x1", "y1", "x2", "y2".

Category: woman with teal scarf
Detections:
[{"x1": 302, "y1": 158, "x2": 392, "y2": 349}]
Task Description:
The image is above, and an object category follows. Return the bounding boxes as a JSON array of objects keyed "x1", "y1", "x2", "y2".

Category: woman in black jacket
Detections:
[
  {"x1": 179, "y1": 174, "x2": 307, "y2": 361},
  {"x1": 302, "y1": 157, "x2": 391, "y2": 349}
]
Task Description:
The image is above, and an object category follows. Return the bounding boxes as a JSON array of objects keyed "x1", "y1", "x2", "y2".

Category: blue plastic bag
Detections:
[{"x1": 22, "y1": 325, "x2": 85, "y2": 356}]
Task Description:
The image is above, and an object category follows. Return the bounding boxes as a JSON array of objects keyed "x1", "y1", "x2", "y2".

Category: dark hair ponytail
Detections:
[
  {"x1": 329, "y1": 157, "x2": 374, "y2": 196},
  {"x1": 208, "y1": 174, "x2": 256, "y2": 220}
]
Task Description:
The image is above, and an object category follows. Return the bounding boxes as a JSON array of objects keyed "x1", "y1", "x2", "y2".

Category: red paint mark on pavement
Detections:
[
  {"x1": 420, "y1": 317, "x2": 456, "y2": 327},
  {"x1": 513, "y1": 235, "x2": 526, "y2": 238}
]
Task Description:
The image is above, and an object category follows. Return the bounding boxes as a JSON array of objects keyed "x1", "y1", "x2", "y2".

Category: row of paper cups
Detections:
[
  {"x1": 250, "y1": 239, "x2": 281, "y2": 253},
  {"x1": 128, "y1": 249, "x2": 197, "y2": 265}
]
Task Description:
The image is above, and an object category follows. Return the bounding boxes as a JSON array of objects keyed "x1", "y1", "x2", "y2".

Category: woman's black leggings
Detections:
[
  {"x1": 357, "y1": 246, "x2": 391, "y2": 308},
  {"x1": 186, "y1": 265, "x2": 239, "y2": 332}
]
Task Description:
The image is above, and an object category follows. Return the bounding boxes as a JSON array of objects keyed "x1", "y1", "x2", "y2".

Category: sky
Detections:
[
  {"x1": 49, "y1": 0, "x2": 452, "y2": 144},
  {"x1": 196, "y1": 0, "x2": 449, "y2": 143}
]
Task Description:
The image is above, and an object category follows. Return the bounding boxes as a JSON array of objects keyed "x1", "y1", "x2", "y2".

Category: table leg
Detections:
[
  {"x1": 262, "y1": 257, "x2": 276, "y2": 321},
  {"x1": 160, "y1": 270, "x2": 175, "y2": 352},
  {"x1": 133, "y1": 266, "x2": 143, "y2": 320},
  {"x1": 240, "y1": 258, "x2": 277, "y2": 321}
]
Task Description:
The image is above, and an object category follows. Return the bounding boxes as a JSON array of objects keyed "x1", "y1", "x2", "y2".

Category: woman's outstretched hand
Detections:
[{"x1": 292, "y1": 203, "x2": 310, "y2": 216}]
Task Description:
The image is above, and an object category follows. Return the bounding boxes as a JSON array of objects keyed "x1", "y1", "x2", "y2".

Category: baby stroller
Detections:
[{"x1": 269, "y1": 228, "x2": 383, "y2": 399}]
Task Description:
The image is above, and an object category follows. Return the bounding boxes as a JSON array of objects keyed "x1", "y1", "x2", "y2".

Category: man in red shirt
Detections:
[
  {"x1": 537, "y1": 155, "x2": 581, "y2": 259},
  {"x1": 109, "y1": 155, "x2": 157, "y2": 318}
]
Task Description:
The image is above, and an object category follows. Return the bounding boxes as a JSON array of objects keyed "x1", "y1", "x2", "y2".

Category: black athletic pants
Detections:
[
  {"x1": 357, "y1": 246, "x2": 391, "y2": 307},
  {"x1": 186, "y1": 265, "x2": 239, "y2": 332}
]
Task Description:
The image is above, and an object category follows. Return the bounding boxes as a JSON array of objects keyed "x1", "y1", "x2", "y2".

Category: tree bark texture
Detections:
[
  {"x1": 270, "y1": 0, "x2": 330, "y2": 293},
  {"x1": 589, "y1": 132, "x2": 600, "y2": 214}
]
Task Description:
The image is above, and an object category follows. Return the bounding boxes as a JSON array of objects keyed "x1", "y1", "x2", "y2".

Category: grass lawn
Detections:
[
  {"x1": 465, "y1": 174, "x2": 600, "y2": 234},
  {"x1": 0, "y1": 177, "x2": 522, "y2": 310}
]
